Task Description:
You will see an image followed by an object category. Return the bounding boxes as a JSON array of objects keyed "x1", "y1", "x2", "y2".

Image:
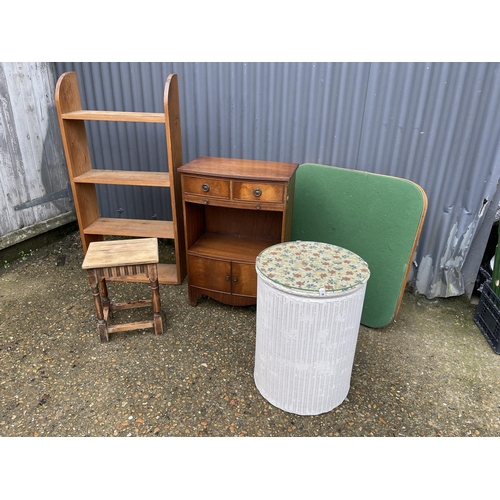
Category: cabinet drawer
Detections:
[
  {"x1": 183, "y1": 176, "x2": 230, "y2": 198},
  {"x1": 232, "y1": 182, "x2": 284, "y2": 202}
]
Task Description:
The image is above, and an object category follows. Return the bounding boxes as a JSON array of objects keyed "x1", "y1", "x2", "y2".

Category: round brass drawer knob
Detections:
[
  {"x1": 253, "y1": 187, "x2": 262, "y2": 197},
  {"x1": 202, "y1": 183, "x2": 210, "y2": 192}
]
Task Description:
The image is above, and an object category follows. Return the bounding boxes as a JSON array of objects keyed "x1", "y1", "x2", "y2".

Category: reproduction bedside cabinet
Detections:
[{"x1": 178, "y1": 157, "x2": 298, "y2": 306}]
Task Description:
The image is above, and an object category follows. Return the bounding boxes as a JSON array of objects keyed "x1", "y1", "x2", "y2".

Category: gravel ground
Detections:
[{"x1": 1, "y1": 228, "x2": 500, "y2": 439}]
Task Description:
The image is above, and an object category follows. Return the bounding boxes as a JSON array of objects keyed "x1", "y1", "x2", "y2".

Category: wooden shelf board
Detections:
[
  {"x1": 74, "y1": 169, "x2": 170, "y2": 187},
  {"x1": 62, "y1": 110, "x2": 165, "y2": 123},
  {"x1": 105, "y1": 263, "x2": 180, "y2": 285},
  {"x1": 189, "y1": 233, "x2": 278, "y2": 263},
  {"x1": 83, "y1": 218, "x2": 174, "y2": 239}
]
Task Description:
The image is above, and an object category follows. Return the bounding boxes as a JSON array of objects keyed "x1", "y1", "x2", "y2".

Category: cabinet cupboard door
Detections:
[
  {"x1": 188, "y1": 255, "x2": 231, "y2": 293},
  {"x1": 231, "y1": 262, "x2": 257, "y2": 297}
]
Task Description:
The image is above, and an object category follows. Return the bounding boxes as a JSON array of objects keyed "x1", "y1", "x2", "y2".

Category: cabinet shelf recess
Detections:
[
  {"x1": 83, "y1": 218, "x2": 174, "y2": 239},
  {"x1": 62, "y1": 110, "x2": 165, "y2": 123},
  {"x1": 74, "y1": 170, "x2": 170, "y2": 187},
  {"x1": 190, "y1": 233, "x2": 278, "y2": 262}
]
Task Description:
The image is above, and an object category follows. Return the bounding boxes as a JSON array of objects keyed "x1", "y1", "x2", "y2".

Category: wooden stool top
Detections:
[{"x1": 82, "y1": 238, "x2": 159, "y2": 270}]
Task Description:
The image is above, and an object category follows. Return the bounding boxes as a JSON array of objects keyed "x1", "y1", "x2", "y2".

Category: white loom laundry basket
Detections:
[{"x1": 254, "y1": 241, "x2": 370, "y2": 416}]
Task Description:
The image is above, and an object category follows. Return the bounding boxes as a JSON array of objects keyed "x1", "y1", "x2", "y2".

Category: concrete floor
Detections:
[
  {"x1": 1, "y1": 225, "x2": 499, "y2": 495},
  {"x1": 1, "y1": 227, "x2": 499, "y2": 439}
]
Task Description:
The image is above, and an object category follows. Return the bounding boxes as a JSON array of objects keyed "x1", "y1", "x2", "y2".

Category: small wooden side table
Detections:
[{"x1": 82, "y1": 238, "x2": 163, "y2": 342}]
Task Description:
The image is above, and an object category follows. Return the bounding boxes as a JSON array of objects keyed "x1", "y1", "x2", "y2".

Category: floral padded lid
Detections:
[{"x1": 256, "y1": 241, "x2": 370, "y2": 295}]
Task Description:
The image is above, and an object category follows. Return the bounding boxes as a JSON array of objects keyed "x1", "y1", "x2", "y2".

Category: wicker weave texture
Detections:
[{"x1": 254, "y1": 274, "x2": 367, "y2": 415}]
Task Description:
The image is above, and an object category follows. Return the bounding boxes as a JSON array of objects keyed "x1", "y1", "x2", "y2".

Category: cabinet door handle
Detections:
[
  {"x1": 226, "y1": 275, "x2": 230, "y2": 281},
  {"x1": 253, "y1": 187, "x2": 262, "y2": 197},
  {"x1": 233, "y1": 276, "x2": 238, "y2": 282},
  {"x1": 202, "y1": 183, "x2": 210, "y2": 192}
]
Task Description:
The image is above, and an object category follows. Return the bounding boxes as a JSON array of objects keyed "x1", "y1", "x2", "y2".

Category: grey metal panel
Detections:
[
  {"x1": 356, "y1": 62, "x2": 500, "y2": 298},
  {"x1": 52, "y1": 62, "x2": 500, "y2": 299},
  {"x1": 174, "y1": 62, "x2": 370, "y2": 166}
]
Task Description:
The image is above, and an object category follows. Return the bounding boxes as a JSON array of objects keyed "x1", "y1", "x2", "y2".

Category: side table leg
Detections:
[
  {"x1": 148, "y1": 264, "x2": 163, "y2": 335},
  {"x1": 99, "y1": 277, "x2": 112, "y2": 320},
  {"x1": 87, "y1": 269, "x2": 109, "y2": 342}
]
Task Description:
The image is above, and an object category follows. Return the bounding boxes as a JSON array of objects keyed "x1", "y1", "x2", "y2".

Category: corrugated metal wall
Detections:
[
  {"x1": 0, "y1": 62, "x2": 75, "y2": 250},
  {"x1": 52, "y1": 62, "x2": 500, "y2": 299}
]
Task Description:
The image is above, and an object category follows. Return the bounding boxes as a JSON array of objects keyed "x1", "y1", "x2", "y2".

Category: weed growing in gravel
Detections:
[{"x1": 19, "y1": 249, "x2": 34, "y2": 261}]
